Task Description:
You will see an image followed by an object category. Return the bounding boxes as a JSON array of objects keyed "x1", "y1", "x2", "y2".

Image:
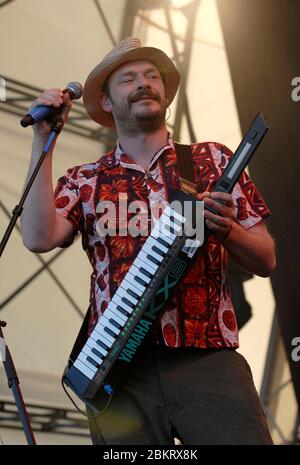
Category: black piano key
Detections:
[
  {"x1": 126, "y1": 288, "x2": 140, "y2": 299},
  {"x1": 91, "y1": 347, "x2": 104, "y2": 360},
  {"x1": 134, "y1": 275, "x2": 147, "y2": 287},
  {"x1": 117, "y1": 305, "x2": 130, "y2": 317},
  {"x1": 109, "y1": 318, "x2": 122, "y2": 330},
  {"x1": 121, "y1": 297, "x2": 134, "y2": 308},
  {"x1": 96, "y1": 339, "x2": 109, "y2": 351},
  {"x1": 104, "y1": 327, "x2": 116, "y2": 338},
  {"x1": 167, "y1": 225, "x2": 176, "y2": 235},
  {"x1": 87, "y1": 356, "x2": 100, "y2": 368},
  {"x1": 140, "y1": 267, "x2": 153, "y2": 278},
  {"x1": 152, "y1": 245, "x2": 165, "y2": 257},
  {"x1": 147, "y1": 254, "x2": 160, "y2": 266},
  {"x1": 170, "y1": 215, "x2": 183, "y2": 227},
  {"x1": 156, "y1": 236, "x2": 171, "y2": 248}
]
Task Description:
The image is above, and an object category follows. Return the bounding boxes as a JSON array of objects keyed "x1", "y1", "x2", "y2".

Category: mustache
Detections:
[{"x1": 129, "y1": 88, "x2": 161, "y2": 103}]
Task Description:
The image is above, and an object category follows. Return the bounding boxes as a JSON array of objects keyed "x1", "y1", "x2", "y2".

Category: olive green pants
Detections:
[{"x1": 87, "y1": 346, "x2": 273, "y2": 445}]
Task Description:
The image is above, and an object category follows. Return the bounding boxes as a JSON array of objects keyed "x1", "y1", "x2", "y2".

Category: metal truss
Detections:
[
  {"x1": 0, "y1": 0, "x2": 16, "y2": 8},
  {"x1": 260, "y1": 312, "x2": 300, "y2": 444},
  {"x1": 135, "y1": 0, "x2": 200, "y2": 142},
  {"x1": 0, "y1": 0, "x2": 201, "y2": 145},
  {"x1": 0, "y1": 399, "x2": 89, "y2": 438},
  {"x1": 0, "y1": 201, "x2": 84, "y2": 318}
]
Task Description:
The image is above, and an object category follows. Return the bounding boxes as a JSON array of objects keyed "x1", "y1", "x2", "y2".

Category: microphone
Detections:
[{"x1": 20, "y1": 82, "x2": 83, "y2": 127}]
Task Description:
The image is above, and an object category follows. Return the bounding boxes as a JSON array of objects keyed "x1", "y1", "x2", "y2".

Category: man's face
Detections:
[{"x1": 101, "y1": 60, "x2": 168, "y2": 134}]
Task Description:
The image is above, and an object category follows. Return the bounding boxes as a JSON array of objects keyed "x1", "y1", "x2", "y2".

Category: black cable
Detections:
[{"x1": 61, "y1": 376, "x2": 113, "y2": 419}]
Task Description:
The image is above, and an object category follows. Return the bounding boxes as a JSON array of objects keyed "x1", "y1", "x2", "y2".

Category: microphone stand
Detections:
[
  {"x1": 0, "y1": 321, "x2": 36, "y2": 445},
  {"x1": 0, "y1": 115, "x2": 64, "y2": 445}
]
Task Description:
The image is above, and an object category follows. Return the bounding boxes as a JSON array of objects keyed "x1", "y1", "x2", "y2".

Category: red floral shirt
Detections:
[{"x1": 54, "y1": 136, "x2": 271, "y2": 349}]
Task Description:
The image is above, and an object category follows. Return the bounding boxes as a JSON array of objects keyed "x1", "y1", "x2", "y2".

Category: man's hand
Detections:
[
  {"x1": 197, "y1": 191, "x2": 236, "y2": 242},
  {"x1": 196, "y1": 191, "x2": 276, "y2": 277},
  {"x1": 28, "y1": 88, "x2": 72, "y2": 139},
  {"x1": 21, "y1": 88, "x2": 74, "y2": 254}
]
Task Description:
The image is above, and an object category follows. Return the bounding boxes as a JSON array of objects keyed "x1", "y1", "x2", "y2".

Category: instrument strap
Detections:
[{"x1": 174, "y1": 142, "x2": 197, "y2": 196}]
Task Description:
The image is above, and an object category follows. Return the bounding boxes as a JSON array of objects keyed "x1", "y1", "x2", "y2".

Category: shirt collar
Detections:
[{"x1": 114, "y1": 133, "x2": 175, "y2": 172}]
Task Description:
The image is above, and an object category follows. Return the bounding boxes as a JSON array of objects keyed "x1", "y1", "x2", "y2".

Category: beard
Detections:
[{"x1": 110, "y1": 88, "x2": 167, "y2": 135}]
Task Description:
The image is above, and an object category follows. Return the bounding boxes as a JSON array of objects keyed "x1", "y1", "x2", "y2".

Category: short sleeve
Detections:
[
  {"x1": 54, "y1": 166, "x2": 83, "y2": 246},
  {"x1": 218, "y1": 144, "x2": 271, "y2": 230}
]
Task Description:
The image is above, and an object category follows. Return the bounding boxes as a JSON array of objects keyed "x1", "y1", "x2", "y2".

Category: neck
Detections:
[{"x1": 118, "y1": 126, "x2": 169, "y2": 171}]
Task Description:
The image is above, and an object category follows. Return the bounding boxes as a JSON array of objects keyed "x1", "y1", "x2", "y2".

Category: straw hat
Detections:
[{"x1": 83, "y1": 37, "x2": 181, "y2": 128}]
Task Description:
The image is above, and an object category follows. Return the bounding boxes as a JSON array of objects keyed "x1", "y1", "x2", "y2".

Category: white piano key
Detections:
[
  {"x1": 161, "y1": 222, "x2": 182, "y2": 238},
  {"x1": 73, "y1": 359, "x2": 96, "y2": 380},
  {"x1": 160, "y1": 214, "x2": 182, "y2": 233},
  {"x1": 163, "y1": 205, "x2": 186, "y2": 223},
  {"x1": 107, "y1": 301, "x2": 128, "y2": 322},
  {"x1": 123, "y1": 275, "x2": 145, "y2": 295},
  {"x1": 142, "y1": 243, "x2": 164, "y2": 263},
  {"x1": 155, "y1": 235, "x2": 173, "y2": 248},
  {"x1": 146, "y1": 236, "x2": 168, "y2": 254},
  {"x1": 122, "y1": 278, "x2": 144, "y2": 298},
  {"x1": 151, "y1": 221, "x2": 177, "y2": 242},
  {"x1": 86, "y1": 337, "x2": 108, "y2": 357},
  {"x1": 103, "y1": 307, "x2": 126, "y2": 327},
  {"x1": 94, "y1": 323, "x2": 116, "y2": 344},
  {"x1": 82, "y1": 346, "x2": 103, "y2": 365},
  {"x1": 90, "y1": 327, "x2": 114, "y2": 348},
  {"x1": 136, "y1": 250, "x2": 158, "y2": 271},
  {"x1": 127, "y1": 265, "x2": 151, "y2": 285},
  {"x1": 95, "y1": 337, "x2": 112, "y2": 352},
  {"x1": 112, "y1": 294, "x2": 135, "y2": 314},
  {"x1": 100, "y1": 315, "x2": 121, "y2": 336},
  {"x1": 135, "y1": 255, "x2": 158, "y2": 273},
  {"x1": 134, "y1": 268, "x2": 152, "y2": 284},
  {"x1": 122, "y1": 274, "x2": 144, "y2": 293},
  {"x1": 116, "y1": 287, "x2": 138, "y2": 306},
  {"x1": 125, "y1": 271, "x2": 146, "y2": 293},
  {"x1": 78, "y1": 352, "x2": 100, "y2": 372},
  {"x1": 153, "y1": 214, "x2": 168, "y2": 231}
]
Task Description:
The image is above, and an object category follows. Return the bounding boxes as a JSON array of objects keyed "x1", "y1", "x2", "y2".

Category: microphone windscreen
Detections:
[{"x1": 66, "y1": 82, "x2": 83, "y2": 100}]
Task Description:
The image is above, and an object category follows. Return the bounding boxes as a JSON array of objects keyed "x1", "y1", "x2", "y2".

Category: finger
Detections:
[
  {"x1": 205, "y1": 218, "x2": 231, "y2": 234},
  {"x1": 205, "y1": 218, "x2": 220, "y2": 230},
  {"x1": 210, "y1": 192, "x2": 234, "y2": 206},
  {"x1": 32, "y1": 94, "x2": 63, "y2": 109},
  {"x1": 44, "y1": 88, "x2": 63, "y2": 98},
  {"x1": 39, "y1": 88, "x2": 63, "y2": 106},
  {"x1": 36, "y1": 96, "x2": 60, "y2": 107},
  {"x1": 62, "y1": 92, "x2": 72, "y2": 109},
  {"x1": 204, "y1": 209, "x2": 233, "y2": 226},
  {"x1": 196, "y1": 191, "x2": 211, "y2": 200},
  {"x1": 204, "y1": 197, "x2": 235, "y2": 219},
  {"x1": 27, "y1": 97, "x2": 53, "y2": 113},
  {"x1": 44, "y1": 92, "x2": 63, "y2": 106}
]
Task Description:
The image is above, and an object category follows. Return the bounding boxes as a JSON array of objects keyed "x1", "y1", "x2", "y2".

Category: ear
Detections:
[{"x1": 100, "y1": 92, "x2": 113, "y2": 113}]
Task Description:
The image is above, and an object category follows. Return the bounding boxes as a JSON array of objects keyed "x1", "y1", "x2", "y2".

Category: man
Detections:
[{"x1": 21, "y1": 37, "x2": 276, "y2": 445}]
